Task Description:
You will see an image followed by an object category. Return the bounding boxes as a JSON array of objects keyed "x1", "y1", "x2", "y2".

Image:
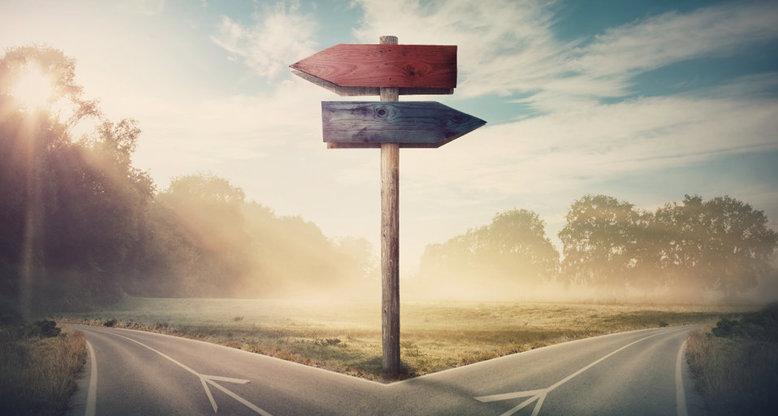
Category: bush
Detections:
[
  {"x1": 19, "y1": 320, "x2": 62, "y2": 339},
  {"x1": 711, "y1": 317, "x2": 739, "y2": 338},
  {"x1": 711, "y1": 304, "x2": 778, "y2": 341},
  {"x1": 36, "y1": 320, "x2": 60, "y2": 338}
]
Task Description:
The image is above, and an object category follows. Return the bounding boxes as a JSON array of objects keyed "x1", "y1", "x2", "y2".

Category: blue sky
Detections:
[{"x1": 1, "y1": 0, "x2": 777, "y2": 275}]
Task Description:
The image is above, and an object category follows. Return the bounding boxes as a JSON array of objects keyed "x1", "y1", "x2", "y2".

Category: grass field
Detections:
[{"x1": 60, "y1": 297, "x2": 751, "y2": 381}]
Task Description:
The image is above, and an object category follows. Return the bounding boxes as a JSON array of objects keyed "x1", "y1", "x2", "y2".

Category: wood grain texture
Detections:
[
  {"x1": 290, "y1": 44, "x2": 457, "y2": 89},
  {"x1": 381, "y1": 141, "x2": 400, "y2": 376},
  {"x1": 378, "y1": 35, "x2": 401, "y2": 377},
  {"x1": 379, "y1": 35, "x2": 401, "y2": 377},
  {"x1": 321, "y1": 101, "x2": 486, "y2": 148}
]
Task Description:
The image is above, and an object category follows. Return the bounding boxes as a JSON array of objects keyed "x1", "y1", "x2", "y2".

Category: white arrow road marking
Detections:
[
  {"x1": 203, "y1": 375, "x2": 273, "y2": 415},
  {"x1": 111, "y1": 333, "x2": 272, "y2": 415},
  {"x1": 199, "y1": 374, "x2": 252, "y2": 414},
  {"x1": 476, "y1": 331, "x2": 665, "y2": 416},
  {"x1": 476, "y1": 389, "x2": 548, "y2": 416}
]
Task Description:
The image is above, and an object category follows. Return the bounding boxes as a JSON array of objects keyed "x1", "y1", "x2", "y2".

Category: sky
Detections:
[{"x1": 1, "y1": 0, "x2": 777, "y2": 276}]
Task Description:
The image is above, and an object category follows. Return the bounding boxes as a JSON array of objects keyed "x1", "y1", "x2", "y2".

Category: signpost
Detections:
[{"x1": 291, "y1": 35, "x2": 485, "y2": 376}]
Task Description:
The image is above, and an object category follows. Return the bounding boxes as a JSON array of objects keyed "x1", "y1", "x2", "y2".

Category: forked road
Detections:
[{"x1": 68, "y1": 324, "x2": 706, "y2": 416}]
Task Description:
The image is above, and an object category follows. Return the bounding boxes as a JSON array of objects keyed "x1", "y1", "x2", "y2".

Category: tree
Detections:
[
  {"x1": 0, "y1": 45, "x2": 153, "y2": 311},
  {"x1": 558, "y1": 194, "x2": 641, "y2": 289},
  {"x1": 0, "y1": 45, "x2": 99, "y2": 129},
  {"x1": 655, "y1": 195, "x2": 777, "y2": 297},
  {"x1": 559, "y1": 194, "x2": 777, "y2": 298},
  {"x1": 140, "y1": 173, "x2": 378, "y2": 298},
  {"x1": 243, "y1": 205, "x2": 373, "y2": 297},
  {"x1": 1, "y1": 45, "x2": 379, "y2": 307},
  {"x1": 420, "y1": 208, "x2": 559, "y2": 298},
  {"x1": 49, "y1": 119, "x2": 154, "y2": 283},
  {"x1": 148, "y1": 174, "x2": 250, "y2": 296},
  {"x1": 483, "y1": 209, "x2": 560, "y2": 282}
]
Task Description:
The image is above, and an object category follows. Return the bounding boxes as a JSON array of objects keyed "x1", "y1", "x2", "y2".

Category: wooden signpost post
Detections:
[{"x1": 291, "y1": 35, "x2": 485, "y2": 376}]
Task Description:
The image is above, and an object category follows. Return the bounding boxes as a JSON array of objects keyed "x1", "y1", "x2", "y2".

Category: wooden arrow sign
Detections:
[
  {"x1": 293, "y1": 36, "x2": 485, "y2": 377},
  {"x1": 291, "y1": 44, "x2": 457, "y2": 96},
  {"x1": 322, "y1": 101, "x2": 485, "y2": 148}
]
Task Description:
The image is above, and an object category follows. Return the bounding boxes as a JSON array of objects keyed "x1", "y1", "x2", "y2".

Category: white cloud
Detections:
[
  {"x1": 348, "y1": 0, "x2": 778, "y2": 202},
  {"x1": 404, "y1": 84, "x2": 778, "y2": 200},
  {"x1": 352, "y1": 0, "x2": 565, "y2": 98},
  {"x1": 352, "y1": 0, "x2": 778, "y2": 112},
  {"x1": 575, "y1": 1, "x2": 778, "y2": 78},
  {"x1": 538, "y1": 1, "x2": 778, "y2": 111},
  {"x1": 211, "y1": 1, "x2": 318, "y2": 80}
]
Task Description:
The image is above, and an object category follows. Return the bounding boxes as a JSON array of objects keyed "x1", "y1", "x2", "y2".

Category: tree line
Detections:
[
  {"x1": 0, "y1": 46, "x2": 373, "y2": 315},
  {"x1": 421, "y1": 194, "x2": 778, "y2": 300}
]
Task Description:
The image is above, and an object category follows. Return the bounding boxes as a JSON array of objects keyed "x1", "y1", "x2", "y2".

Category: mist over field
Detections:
[
  {"x1": 1, "y1": 42, "x2": 777, "y2": 317},
  {"x1": 413, "y1": 198, "x2": 778, "y2": 304}
]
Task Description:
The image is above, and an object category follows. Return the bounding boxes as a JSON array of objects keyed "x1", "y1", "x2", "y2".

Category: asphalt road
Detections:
[{"x1": 67, "y1": 324, "x2": 706, "y2": 416}]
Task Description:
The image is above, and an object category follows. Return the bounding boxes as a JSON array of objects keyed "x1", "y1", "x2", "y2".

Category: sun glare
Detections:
[{"x1": 9, "y1": 62, "x2": 56, "y2": 112}]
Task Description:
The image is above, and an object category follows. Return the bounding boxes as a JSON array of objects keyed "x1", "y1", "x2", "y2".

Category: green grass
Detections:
[
  {"x1": 61, "y1": 297, "x2": 747, "y2": 381},
  {"x1": 0, "y1": 322, "x2": 87, "y2": 416}
]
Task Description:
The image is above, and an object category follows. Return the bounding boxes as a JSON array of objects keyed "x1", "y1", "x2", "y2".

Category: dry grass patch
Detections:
[
  {"x1": 686, "y1": 304, "x2": 778, "y2": 416},
  {"x1": 62, "y1": 297, "x2": 744, "y2": 381},
  {"x1": 0, "y1": 322, "x2": 87, "y2": 416}
]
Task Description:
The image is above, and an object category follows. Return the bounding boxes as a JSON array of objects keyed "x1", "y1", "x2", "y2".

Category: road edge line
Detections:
[
  {"x1": 675, "y1": 338, "x2": 689, "y2": 416},
  {"x1": 85, "y1": 340, "x2": 97, "y2": 416}
]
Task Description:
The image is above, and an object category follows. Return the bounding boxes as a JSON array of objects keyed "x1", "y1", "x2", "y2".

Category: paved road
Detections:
[{"x1": 68, "y1": 324, "x2": 706, "y2": 416}]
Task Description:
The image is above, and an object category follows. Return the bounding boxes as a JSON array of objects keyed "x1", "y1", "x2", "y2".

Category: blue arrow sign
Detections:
[{"x1": 321, "y1": 101, "x2": 486, "y2": 148}]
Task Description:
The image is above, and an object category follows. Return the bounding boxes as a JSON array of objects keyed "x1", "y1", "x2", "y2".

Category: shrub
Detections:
[
  {"x1": 711, "y1": 317, "x2": 739, "y2": 338},
  {"x1": 35, "y1": 320, "x2": 61, "y2": 338}
]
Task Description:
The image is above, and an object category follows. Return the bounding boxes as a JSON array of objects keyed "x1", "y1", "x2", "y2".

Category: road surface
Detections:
[{"x1": 67, "y1": 324, "x2": 706, "y2": 415}]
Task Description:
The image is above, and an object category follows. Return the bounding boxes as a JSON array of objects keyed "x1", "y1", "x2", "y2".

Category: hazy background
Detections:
[{"x1": 1, "y1": 1, "x2": 778, "y2": 313}]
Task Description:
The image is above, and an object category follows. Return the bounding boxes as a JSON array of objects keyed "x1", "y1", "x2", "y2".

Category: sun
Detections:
[{"x1": 9, "y1": 62, "x2": 56, "y2": 112}]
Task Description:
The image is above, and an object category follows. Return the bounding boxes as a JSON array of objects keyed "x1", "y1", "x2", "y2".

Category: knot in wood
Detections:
[{"x1": 374, "y1": 104, "x2": 393, "y2": 120}]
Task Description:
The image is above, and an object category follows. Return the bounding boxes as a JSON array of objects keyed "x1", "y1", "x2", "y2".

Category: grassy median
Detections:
[
  {"x1": 62, "y1": 297, "x2": 745, "y2": 381},
  {"x1": 0, "y1": 319, "x2": 87, "y2": 416}
]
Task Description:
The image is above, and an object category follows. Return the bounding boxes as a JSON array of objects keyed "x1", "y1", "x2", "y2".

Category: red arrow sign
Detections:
[
  {"x1": 290, "y1": 44, "x2": 457, "y2": 90},
  {"x1": 322, "y1": 101, "x2": 485, "y2": 148}
]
